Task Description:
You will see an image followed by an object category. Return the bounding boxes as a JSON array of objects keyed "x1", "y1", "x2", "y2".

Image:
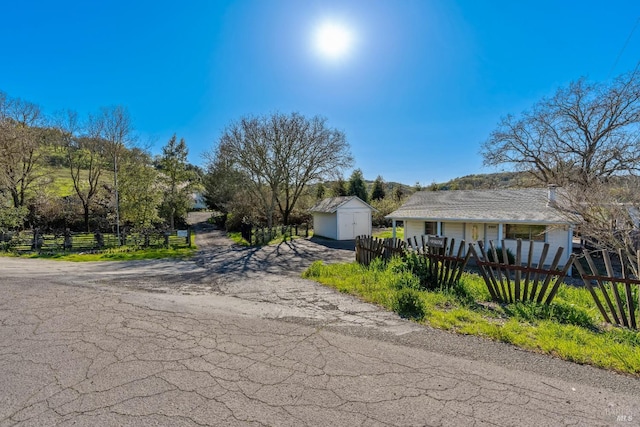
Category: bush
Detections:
[
  {"x1": 486, "y1": 247, "x2": 516, "y2": 265},
  {"x1": 393, "y1": 288, "x2": 426, "y2": 320},
  {"x1": 209, "y1": 212, "x2": 227, "y2": 228}
]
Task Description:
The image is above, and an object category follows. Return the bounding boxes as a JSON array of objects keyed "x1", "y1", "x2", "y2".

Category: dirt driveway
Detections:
[{"x1": 0, "y1": 214, "x2": 639, "y2": 426}]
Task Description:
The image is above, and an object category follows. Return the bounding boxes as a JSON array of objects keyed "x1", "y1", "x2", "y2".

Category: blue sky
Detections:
[{"x1": 3, "y1": 0, "x2": 640, "y2": 185}]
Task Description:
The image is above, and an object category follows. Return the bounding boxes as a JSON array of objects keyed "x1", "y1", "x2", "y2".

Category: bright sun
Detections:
[{"x1": 313, "y1": 22, "x2": 354, "y2": 60}]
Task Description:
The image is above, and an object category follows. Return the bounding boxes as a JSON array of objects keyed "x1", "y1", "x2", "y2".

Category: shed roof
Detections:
[
  {"x1": 309, "y1": 196, "x2": 374, "y2": 213},
  {"x1": 386, "y1": 188, "x2": 571, "y2": 224}
]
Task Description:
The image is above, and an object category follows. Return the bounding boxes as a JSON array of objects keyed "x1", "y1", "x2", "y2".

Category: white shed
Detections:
[{"x1": 309, "y1": 196, "x2": 375, "y2": 240}]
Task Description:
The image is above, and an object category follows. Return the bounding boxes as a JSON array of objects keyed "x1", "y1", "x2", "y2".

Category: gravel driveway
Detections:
[{"x1": 0, "y1": 214, "x2": 638, "y2": 426}]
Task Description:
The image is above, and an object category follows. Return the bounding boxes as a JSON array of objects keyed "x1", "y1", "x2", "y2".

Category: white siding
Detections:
[
  {"x1": 313, "y1": 212, "x2": 337, "y2": 240},
  {"x1": 442, "y1": 222, "x2": 465, "y2": 242},
  {"x1": 404, "y1": 220, "x2": 424, "y2": 242}
]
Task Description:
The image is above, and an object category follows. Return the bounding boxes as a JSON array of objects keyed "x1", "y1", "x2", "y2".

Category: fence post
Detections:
[
  {"x1": 164, "y1": 232, "x2": 170, "y2": 248},
  {"x1": 94, "y1": 231, "x2": 104, "y2": 248},
  {"x1": 64, "y1": 228, "x2": 72, "y2": 251},
  {"x1": 32, "y1": 228, "x2": 43, "y2": 251}
]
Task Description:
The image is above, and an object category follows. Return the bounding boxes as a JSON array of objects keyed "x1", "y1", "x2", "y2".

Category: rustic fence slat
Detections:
[
  {"x1": 583, "y1": 250, "x2": 621, "y2": 325},
  {"x1": 603, "y1": 250, "x2": 629, "y2": 327},
  {"x1": 619, "y1": 249, "x2": 636, "y2": 329},
  {"x1": 572, "y1": 256, "x2": 612, "y2": 324},
  {"x1": 543, "y1": 254, "x2": 575, "y2": 305},
  {"x1": 529, "y1": 243, "x2": 549, "y2": 302},
  {"x1": 535, "y1": 246, "x2": 564, "y2": 304},
  {"x1": 523, "y1": 240, "x2": 534, "y2": 301},
  {"x1": 514, "y1": 239, "x2": 522, "y2": 301},
  {"x1": 476, "y1": 241, "x2": 502, "y2": 301}
]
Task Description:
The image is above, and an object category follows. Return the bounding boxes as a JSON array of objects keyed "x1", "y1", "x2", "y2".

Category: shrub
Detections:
[
  {"x1": 486, "y1": 247, "x2": 516, "y2": 265},
  {"x1": 393, "y1": 288, "x2": 426, "y2": 320}
]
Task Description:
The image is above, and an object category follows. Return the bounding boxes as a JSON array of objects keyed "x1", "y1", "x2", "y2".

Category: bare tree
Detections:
[
  {"x1": 482, "y1": 71, "x2": 640, "y2": 187},
  {"x1": 54, "y1": 110, "x2": 107, "y2": 231},
  {"x1": 210, "y1": 113, "x2": 352, "y2": 226},
  {"x1": 482, "y1": 71, "x2": 640, "y2": 274},
  {"x1": 96, "y1": 106, "x2": 134, "y2": 240},
  {"x1": 0, "y1": 92, "x2": 45, "y2": 209}
]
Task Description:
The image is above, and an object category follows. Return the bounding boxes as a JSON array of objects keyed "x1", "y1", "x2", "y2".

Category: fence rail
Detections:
[
  {"x1": 0, "y1": 229, "x2": 192, "y2": 253},
  {"x1": 240, "y1": 223, "x2": 310, "y2": 246}
]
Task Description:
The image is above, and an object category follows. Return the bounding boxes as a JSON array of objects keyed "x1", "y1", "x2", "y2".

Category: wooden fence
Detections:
[
  {"x1": 354, "y1": 235, "x2": 471, "y2": 289},
  {"x1": 469, "y1": 239, "x2": 575, "y2": 305},
  {"x1": 240, "y1": 223, "x2": 311, "y2": 246},
  {"x1": 573, "y1": 249, "x2": 639, "y2": 329},
  {"x1": 407, "y1": 235, "x2": 471, "y2": 289},
  {"x1": 355, "y1": 235, "x2": 406, "y2": 265},
  {"x1": 0, "y1": 229, "x2": 192, "y2": 253}
]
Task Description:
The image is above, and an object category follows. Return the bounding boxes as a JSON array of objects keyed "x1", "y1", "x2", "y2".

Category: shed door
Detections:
[{"x1": 340, "y1": 211, "x2": 369, "y2": 240}]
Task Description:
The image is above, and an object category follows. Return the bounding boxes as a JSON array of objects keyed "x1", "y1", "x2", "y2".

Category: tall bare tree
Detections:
[
  {"x1": 211, "y1": 112, "x2": 352, "y2": 226},
  {"x1": 0, "y1": 92, "x2": 45, "y2": 209},
  {"x1": 96, "y1": 106, "x2": 134, "y2": 240},
  {"x1": 55, "y1": 110, "x2": 107, "y2": 231},
  {"x1": 482, "y1": 71, "x2": 640, "y2": 273},
  {"x1": 482, "y1": 70, "x2": 640, "y2": 188}
]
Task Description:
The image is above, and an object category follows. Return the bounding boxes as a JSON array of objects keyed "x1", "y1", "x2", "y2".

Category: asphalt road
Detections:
[{"x1": 0, "y1": 216, "x2": 638, "y2": 426}]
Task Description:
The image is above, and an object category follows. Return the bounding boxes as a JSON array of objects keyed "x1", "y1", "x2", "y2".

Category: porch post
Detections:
[
  {"x1": 497, "y1": 223, "x2": 503, "y2": 241},
  {"x1": 392, "y1": 219, "x2": 397, "y2": 239}
]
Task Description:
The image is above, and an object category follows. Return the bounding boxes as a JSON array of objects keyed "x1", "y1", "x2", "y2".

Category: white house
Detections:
[
  {"x1": 309, "y1": 196, "x2": 375, "y2": 240},
  {"x1": 386, "y1": 187, "x2": 575, "y2": 267}
]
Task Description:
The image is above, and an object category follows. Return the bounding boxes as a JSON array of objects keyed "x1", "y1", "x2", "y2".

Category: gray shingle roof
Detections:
[
  {"x1": 309, "y1": 196, "x2": 374, "y2": 213},
  {"x1": 386, "y1": 188, "x2": 570, "y2": 224}
]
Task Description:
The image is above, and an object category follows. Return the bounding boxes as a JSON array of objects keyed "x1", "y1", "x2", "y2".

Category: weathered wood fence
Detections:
[
  {"x1": 573, "y1": 249, "x2": 639, "y2": 329},
  {"x1": 355, "y1": 235, "x2": 471, "y2": 289},
  {"x1": 356, "y1": 234, "x2": 639, "y2": 329},
  {"x1": 407, "y1": 235, "x2": 472, "y2": 289},
  {"x1": 355, "y1": 235, "x2": 406, "y2": 265},
  {"x1": 470, "y1": 239, "x2": 575, "y2": 305},
  {"x1": 240, "y1": 223, "x2": 311, "y2": 246},
  {"x1": 0, "y1": 228, "x2": 193, "y2": 253}
]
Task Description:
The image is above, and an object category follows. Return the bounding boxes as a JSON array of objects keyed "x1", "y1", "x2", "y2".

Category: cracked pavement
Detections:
[{"x1": 0, "y1": 215, "x2": 638, "y2": 426}]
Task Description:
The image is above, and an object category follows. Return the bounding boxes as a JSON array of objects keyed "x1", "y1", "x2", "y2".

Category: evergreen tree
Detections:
[
  {"x1": 315, "y1": 182, "x2": 326, "y2": 200},
  {"x1": 158, "y1": 134, "x2": 193, "y2": 230},
  {"x1": 331, "y1": 178, "x2": 348, "y2": 197},
  {"x1": 370, "y1": 175, "x2": 386, "y2": 201},
  {"x1": 347, "y1": 169, "x2": 368, "y2": 202}
]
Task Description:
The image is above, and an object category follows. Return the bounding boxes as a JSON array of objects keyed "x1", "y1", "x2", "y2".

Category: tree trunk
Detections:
[{"x1": 83, "y1": 204, "x2": 90, "y2": 232}]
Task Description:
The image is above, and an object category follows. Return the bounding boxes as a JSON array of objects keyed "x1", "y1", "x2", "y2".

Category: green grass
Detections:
[
  {"x1": 373, "y1": 226, "x2": 404, "y2": 240},
  {"x1": 303, "y1": 258, "x2": 640, "y2": 375},
  {"x1": 15, "y1": 246, "x2": 196, "y2": 261}
]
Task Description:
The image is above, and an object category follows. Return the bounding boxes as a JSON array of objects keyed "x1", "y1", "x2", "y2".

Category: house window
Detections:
[
  {"x1": 505, "y1": 224, "x2": 546, "y2": 241},
  {"x1": 425, "y1": 221, "x2": 437, "y2": 235}
]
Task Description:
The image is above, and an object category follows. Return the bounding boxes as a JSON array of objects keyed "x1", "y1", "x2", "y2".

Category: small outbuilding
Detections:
[{"x1": 309, "y1": 196, "x2": 375, "y2": 240}]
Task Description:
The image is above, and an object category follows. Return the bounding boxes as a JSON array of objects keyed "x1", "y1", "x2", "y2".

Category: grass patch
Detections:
[
  {"x1": 18, "y1": 246, "x2": 196, "y2": 261},
  {"x1": 373, "y1": 226, "x2": 404, "y2": 240},
  {"x1": 303, "y1": 258, "x2": 640, "y2": 375},
  {"x1": 227, "y1": 231, "x2": 250, "y2": 246}
]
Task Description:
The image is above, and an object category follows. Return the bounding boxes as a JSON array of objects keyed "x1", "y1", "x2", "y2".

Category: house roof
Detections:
[
  {"x1": 309, "y1": 196, "x2": 374, "y2": 213},
  {"x1": 386, "y1": 188, "x2": 571, "y2": 224}
]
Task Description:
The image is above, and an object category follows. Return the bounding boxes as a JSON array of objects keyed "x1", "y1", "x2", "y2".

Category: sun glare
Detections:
[{"x1": 314, "y1": 21, "x2": 354, "y2": 60}]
